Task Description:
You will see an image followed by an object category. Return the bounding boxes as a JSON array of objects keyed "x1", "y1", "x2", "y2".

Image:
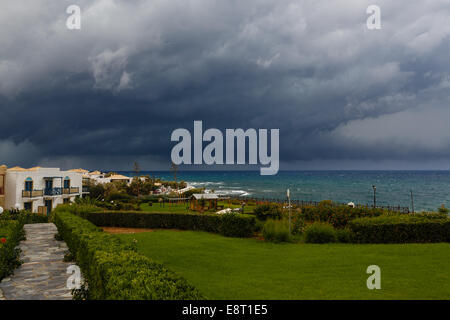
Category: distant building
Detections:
[
  {"x1": 190, "y1": 193, "x2": 219, "y2": 211},
  {"x1": 68, "y1": 168, "x2": 90, "y2": 174},
  {"x1": 91, "y1": 173, "x2": 131, "y2": 185},
  {"x1": 1, "y1": 165, "x2": 86, "y2": 214}
]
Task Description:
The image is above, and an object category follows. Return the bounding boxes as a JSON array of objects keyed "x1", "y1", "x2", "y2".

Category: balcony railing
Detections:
[
  {"x1": 44, "y1": 187, "x2": 62, "y2": 196},
  {"x1": 22, "y1": 190, "x2": 44, "y2": 198},
  {"x1": 63, "y1": 187, "x2": 80, "y2": 195}
]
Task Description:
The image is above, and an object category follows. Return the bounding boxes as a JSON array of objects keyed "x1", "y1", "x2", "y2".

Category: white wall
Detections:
[{"x1": 5, "y1": 168, "x2": 83, "y2": 213}]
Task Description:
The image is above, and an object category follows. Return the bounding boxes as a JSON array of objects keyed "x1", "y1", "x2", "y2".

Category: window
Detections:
[
  {"x1": 63, "y1": 198, "x2": 70, "y2": 204},
  {"x1": 25, "y1": 177, "x2": 33, "y2": 191},
  {"x1": 64, "y1": 177, "x2": 70, "y2": 188},
  {"x1": 24, "y1": 202, "x2": 32, "y2": 211}
]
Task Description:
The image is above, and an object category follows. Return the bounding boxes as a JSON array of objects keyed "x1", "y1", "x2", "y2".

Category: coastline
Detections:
[{"x1": 114, "y1": 170, "x2": 450, "y2": 211}]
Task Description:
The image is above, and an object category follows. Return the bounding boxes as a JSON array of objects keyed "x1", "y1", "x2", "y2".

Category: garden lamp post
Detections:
[{"x1": 372, "y1": 185, "x2": 376, "y2": 208}]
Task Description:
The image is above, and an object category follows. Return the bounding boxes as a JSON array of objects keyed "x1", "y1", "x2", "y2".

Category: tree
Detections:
[
  {"x1": 128, "y1": 177, "x2": 144, "y2": 197},
  {"x1": 170, "y1": 162, "x2": 179, "y2": 193},
  {"x1": 133, "y1": 162, "x2": 141, "y2": 197},
  {"x1": 88, "y1": 182, "x2": 106, "y2": 199},
  {"x1": 133, "y1": 162, "x2": 140, "y2": 176}
]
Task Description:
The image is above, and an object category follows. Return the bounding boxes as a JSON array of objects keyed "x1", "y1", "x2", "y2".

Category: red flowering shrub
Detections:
[{"x1": 0, "y1": 220, "x2": 24, "y2": 280}]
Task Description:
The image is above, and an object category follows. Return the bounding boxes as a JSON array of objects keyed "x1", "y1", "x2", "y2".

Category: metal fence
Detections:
[{"x1": 225, "y1": 196, "x2": 410, "y2": 213}]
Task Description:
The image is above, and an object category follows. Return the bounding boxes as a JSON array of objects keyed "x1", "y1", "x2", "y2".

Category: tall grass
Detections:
[{"x1": 262, "y1": 219, "x2": 291, "y2": 243}]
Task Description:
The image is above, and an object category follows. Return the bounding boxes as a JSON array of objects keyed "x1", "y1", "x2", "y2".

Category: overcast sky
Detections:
[{"x1": 1, "y1": 0, "x2": 450, "y2": 171}]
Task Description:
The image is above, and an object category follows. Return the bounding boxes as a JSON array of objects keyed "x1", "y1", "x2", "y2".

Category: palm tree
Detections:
[
  {"x1": 133, "y1": 162, "x2": 141, "y2": 197},
  {"x1": 171, "y1": 162, "x2": 178, "y2": 194}
]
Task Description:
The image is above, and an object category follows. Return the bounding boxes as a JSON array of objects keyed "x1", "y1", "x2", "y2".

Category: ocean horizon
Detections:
[{"x1": 113, "y1": 170, "x2": 450, "y2": 212}]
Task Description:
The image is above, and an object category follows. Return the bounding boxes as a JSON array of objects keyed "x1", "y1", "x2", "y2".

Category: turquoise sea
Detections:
[{"x1": 117, "y1": 170, "x2": 450, "y2": 212}]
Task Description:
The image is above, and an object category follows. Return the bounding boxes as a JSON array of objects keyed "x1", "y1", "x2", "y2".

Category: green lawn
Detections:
[
  {"x1": 140, "y1": 201, "x2": 256, "y2": 214},
  {"x1": 118, "y1": 230, "x2": 450, "y2": 300}
]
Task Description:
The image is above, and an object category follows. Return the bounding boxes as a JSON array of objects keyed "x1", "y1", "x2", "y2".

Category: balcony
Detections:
[
  {"x1": 63, "y1": 187, "x2": 80, "y2": 195},
  {"x1": 44, "y1": 187, "x2": 62, "y2": 196},
  {"x1": 22, "y1": 190, "x2": 44, "y2": 198}
]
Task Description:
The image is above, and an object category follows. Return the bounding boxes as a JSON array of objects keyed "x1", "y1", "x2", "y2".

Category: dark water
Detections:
[{"x1": 117, "y1": 170, "x2": 450, "y2": 212}]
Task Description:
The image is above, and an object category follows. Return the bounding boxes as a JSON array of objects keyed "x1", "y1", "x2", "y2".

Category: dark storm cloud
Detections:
[{"x1": 1, "y1": 0, "x2": 450, "y2": 169}]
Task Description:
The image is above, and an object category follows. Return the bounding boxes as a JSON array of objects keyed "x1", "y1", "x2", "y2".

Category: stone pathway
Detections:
[{"x1": 0, "y1": 223, "x2": 77, "y2": 300}]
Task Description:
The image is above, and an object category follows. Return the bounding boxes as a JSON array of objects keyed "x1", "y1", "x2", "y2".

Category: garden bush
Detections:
[
  {"x1": 0, "y1": 210, "x2": 48, "y2": 224},
  {"x1": 300, "y1": 205, "x2": 390, "y2": 228},
  {"x1": 318, "y1": 200, "x2": 333, "y2": 207},
  {"x1": 52, "y1": 209, "x2": 203, "y2": 300},
  {"x1": 106, "y1": 192, "x2": 134, "y2": 202},
  {"x1": 438, "y1": 205, "x2": 449, "y2": 214},
  {"x1": 289, "y1": 210, "x2": 306, "y2": 235},
  {"x1": 219, "y1": 212, "x2": 257, "y2": 237},
  {"x1": 72, "y1": 209, "x2": 256, "y2": 238},
  {"x1": 304, "y1": 222, "x2": 337, "y2": 244},
  {"x1": 0, "y1": 220, "x2": 24, "y2": 281},
  {"x1": 349, "y1": 214, "x2": 450, "y2": 243},
  {"x1": 262, "y1": 219, "x2": 291, "y2": 243},
  {"x1": 254, "y1": 204, "x2": 283, "y2": 221},
  {"x1": 51, "y1": 204, "x2": 99, "y2": 221},
  {"x1": 336, "y1": 228, "x2": 353, "y2": 243}
]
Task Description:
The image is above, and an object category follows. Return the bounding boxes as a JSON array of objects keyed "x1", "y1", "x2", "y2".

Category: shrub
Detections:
[
  {"x1": 67, "y1": 208, "x2": 256, "y2": 238},
  {"x1": 349, "y1": 214, "x2": 450, "y2": 243},
  {"x1": 219, "y1": 212, "x2": 256, "y2": 237},
  {"x1": 438, "y1": 205, "x2": 449, "y2": 214},
  {"x1": 262, "y1": 219, "x2": 291, "y2": 243},
  {"x1": 304, "y1": 222, "x2": 337, "y2": 244},
  {"x1": 0, "y1": 220, "x2": 24, "y2": 281},
  {"x1": 290, "y1": 210, "x2": 306, "y2": 235},
  {"x1": 88, "y1": 183, "x2": 106, "y2": 199},
  {"x1": 53, "y1": 210, "x2": 203, "y2": 300},
  {"x1": 336, "y1": 228, "x2": 353, "y2": 243},
  {"x1": 254, "y1": 204, "x2": 283, "y2": 221},
  {"x1": 51, "y1": 204, "x2": 99, "y2": 221},
  {"x1": 300, "y1": 205, "x2": 390, "y2": 228},
  {"x1": 107, "y1": 192, "x2": 134, "y2": 202},
  {"x1": 0, "y1": 211, "x2": 48, "y2": 224},
  {"x1": 318, "y1": 200, "x2": 333, "y2": 207}
]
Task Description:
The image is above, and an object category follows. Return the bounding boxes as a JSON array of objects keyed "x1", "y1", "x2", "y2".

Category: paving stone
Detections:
[{"x1": 0, "y1": 223, "x2": 79, "y2": 300}]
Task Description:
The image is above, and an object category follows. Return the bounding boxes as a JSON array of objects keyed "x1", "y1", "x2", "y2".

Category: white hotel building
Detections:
[{"x1": 0, "y1": 166, "x2": 88, "y2": 214}]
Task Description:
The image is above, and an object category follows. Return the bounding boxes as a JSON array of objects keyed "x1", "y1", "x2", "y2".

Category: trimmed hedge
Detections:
[
  {"x1": 53, "y1": 209, "x2": 203, "y2": 299},
  {"x1": 349, "y1": 214, "x2": 450, "y2": 243},
  {"x1": 0, "y1": 220, "x2": 24, "y2": 281},
  {"x1": 300, "y1": 205, "x2": 390, "y2": 228},
  {"x1": 76, "y1": 210, "x2": 257, "y2": 238},
  {"x1": 1, "y1": 210, "x2": 48, "y2": 224}
]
